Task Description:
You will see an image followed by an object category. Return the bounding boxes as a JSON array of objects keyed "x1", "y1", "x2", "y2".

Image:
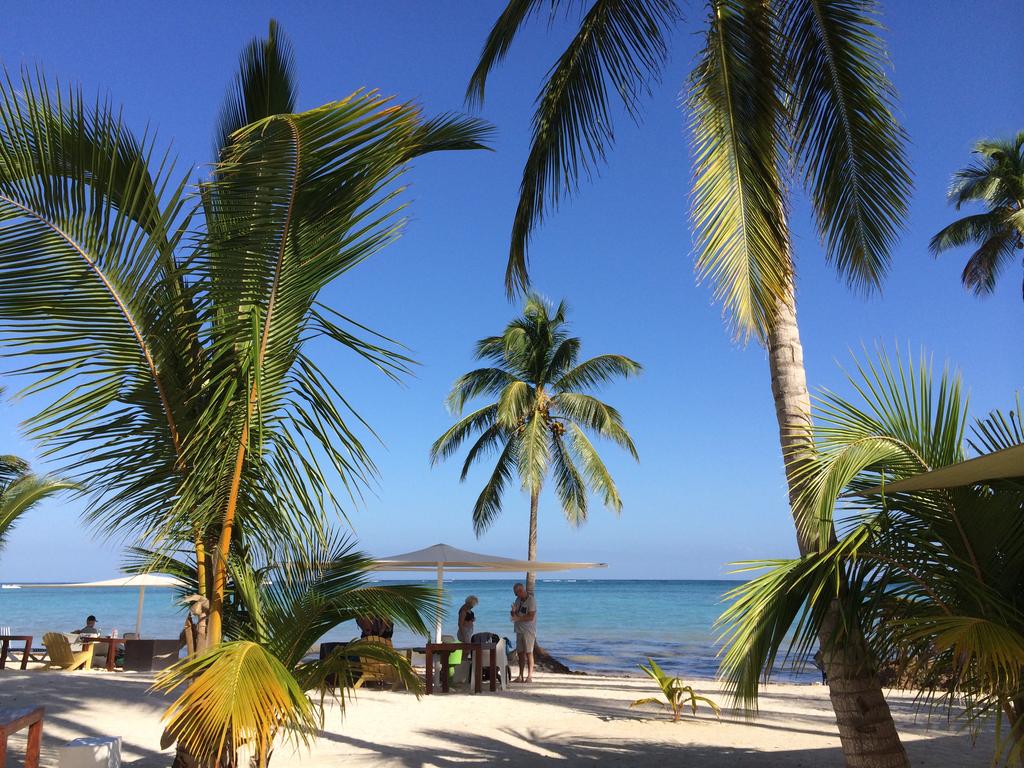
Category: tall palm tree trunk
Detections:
[
  {"x1": 767, "y1": 282, "x2": 909, "y2": 768},
  {"x1": 525, "y1": 488, "x2": 539, "y2": 593}
]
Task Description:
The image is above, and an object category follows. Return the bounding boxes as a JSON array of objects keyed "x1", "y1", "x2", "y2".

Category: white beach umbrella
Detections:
[
  {"x1": 22, "y1": 574, "x2": 184, "y2": 637},
  {"x1": 861, "y1": 443, "x2": 1024, "y2": 495},
  {"x1": 371, "y1": 542, "x2": 606, "y2": 642}
]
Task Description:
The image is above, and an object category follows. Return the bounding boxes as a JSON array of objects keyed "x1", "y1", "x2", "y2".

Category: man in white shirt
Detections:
[
  {"x1": 72, "y1": 615, "x2": 100, "y2": 636},
  {"x1": 510, "y1": 583, "x2": 537, "y2": 683}
]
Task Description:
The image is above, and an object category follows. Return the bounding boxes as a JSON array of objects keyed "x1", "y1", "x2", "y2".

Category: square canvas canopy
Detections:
[
  {"x1": 861, "y1": 443, "x2": 1024, "y2": 495},
  {"x1": 371, "y1": 543, "x2": 606, "y2": 641},
  {"x1": 21, "y1": 574, "x2": 185, "y2": 637}
]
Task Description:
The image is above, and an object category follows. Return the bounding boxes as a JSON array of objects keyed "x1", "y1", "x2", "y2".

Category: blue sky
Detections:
[{"x1": 0, "y1": 1, "x2": 1021, "y2": 581}]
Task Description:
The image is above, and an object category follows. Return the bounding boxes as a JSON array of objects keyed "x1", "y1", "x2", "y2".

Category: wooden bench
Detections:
[{"x1": 0, "y1": 706, "x2": 44, "y2": 768}]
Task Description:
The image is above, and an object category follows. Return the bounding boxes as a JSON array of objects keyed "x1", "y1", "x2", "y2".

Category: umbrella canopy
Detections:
[
  {"x1": 371, "y1": 543, "x2": 606, "y2": 641},
  {"x1": 862, "y1": 443, "x2": 1024, "y2": 495},
  {"x1": 29, "y1": 575, "x2": 185, "y2": 589},
  {"x1": 22, "y1": 574, "x2": 185, "y2": 637}
]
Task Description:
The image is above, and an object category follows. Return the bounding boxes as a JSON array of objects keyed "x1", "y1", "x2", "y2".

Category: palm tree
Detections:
[
  {"x1": 930, "y1": 132, "x2": 1024, "y2": 299},
  {"x1": 430, "y1": 294, "x2": 639, "y2": 591},
  {"x1": 0, "y1": 20, "x2": 489, "y2": 763},
  {"x1": 0, "y1": 455, "x2": 73, "y2": 555},
  {"x1": 718, "y1": 348, "x2": 1024, "y2": 764},
  {"x1": 154, "y1": 537, "x2": 436, "y2": 767},
  {"x1": 0, "y1": 22, "x2": 487, "y2": 629},
  {"x1": 468, "y1": 2, "x2": 912, "y2": 764}
]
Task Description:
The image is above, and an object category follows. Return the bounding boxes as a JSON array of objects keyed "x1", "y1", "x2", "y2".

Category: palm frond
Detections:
[
  {"x1": 970, "y1": 397, "x2": 1024, "y2": 455},
  {"x1": 497, "y1": 380, "x2": 535, "y2": 428},
  {"x1": 446, "y1": 369, "x2": 518, "y2": 414},
  {"x1": 551, "y1": 432, "x2": 587, "y2": 525},
  {"x1": 567, "y1": 423, "x2": 623, "y2": 512},
  {"x1": 155, "y1": 641, "x2": 317, "y2": 766},
  {"x1": 430, "y1": 403, "x2": 499, "y2": 465},
  {"x1": 466, "y1": 0, "x2": 547, "y2": 107},
  {"x1": 554, "y1": 353, "x2": 641, "y2": 391},
  {"x1": 782, "y1": 0, "x2": 911, "y2": 290},
  {"x1": 0, "y1": 71, "x2": 196, "y2": 542},
  {"x1": 949, "y1": 132, "x2": 1024, "y2": 208},
  {"x1": 501, "y1": 0, "x2": 681, "y2": 293},
  {"x1": 929, "y1": 211, "x2": 1012, "y2": 254},
  {"x1": 0, "y1": 472, "x2": 75, "y2": 553},
  {"x1": 215, "y1": 19, "x2": 298, "y2": 157},
  {"x1": 240, "y1": 536, "x2": 435, "y2": 667},
  {"x1": 517, "y1": 412, "x2": 550, "y2": 495},
  {"x1": 960, "y1": 231, "x2": 1020, "y2": 296},
  {"x1": 554, "y1": 392, "x2": 638, "y2": 458},
  {"x1": 459, "y1": 424, "x2": 510, "y2": 481},
  {"x1": 297, "y1": 638, "x2": 423, "y2": 698},
  {"x1": 688, "y1": 0, "x2": 789, "y2": 340},
  {"x1": 472, "y1": 436, "x2": 519, "y2": 535}
]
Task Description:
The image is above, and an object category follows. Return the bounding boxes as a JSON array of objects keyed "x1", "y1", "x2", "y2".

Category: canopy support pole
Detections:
[
  {"x1": 135, "y1": 586, "x2": 146, "y2": 638},
  {"x1": 435, "y1": 564, "x2": 444, "y2": 643}
]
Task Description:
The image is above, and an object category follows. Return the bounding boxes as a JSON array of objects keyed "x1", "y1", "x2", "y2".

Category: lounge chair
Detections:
[
  {"x1": 352, "y1": 635, "x2": 397, "y2": 690},
  {"x1": 42, "y1": 632, "x2": 92, "y2": 671}
]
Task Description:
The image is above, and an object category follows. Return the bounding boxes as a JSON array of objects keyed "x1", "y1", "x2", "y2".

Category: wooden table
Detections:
[
  {"x1": 0, "y1": 636, "x2": 32, "y2": 671},
  {"x1": 424, "y1": 642, "x2": 498, "y2": 694},
  {"x1": 80, "y1": 637, "x2": 126, "y2": 672},
  {"x1": 0, "y1": 706, "x2": 44, "y2": 768}
]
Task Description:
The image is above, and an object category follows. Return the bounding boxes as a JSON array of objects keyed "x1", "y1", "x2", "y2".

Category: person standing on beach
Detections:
[
  {"x1": 510, "y1": 583, "x2": 536, "y2": 682},
  {"x1": 458, "y1": 595, "x2": 478, "y2": 643}
]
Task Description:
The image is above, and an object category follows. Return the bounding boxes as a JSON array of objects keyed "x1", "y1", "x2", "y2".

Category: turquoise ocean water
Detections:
[{"x1": 0, "y1": 579, "x2": 816, "y2": 681}]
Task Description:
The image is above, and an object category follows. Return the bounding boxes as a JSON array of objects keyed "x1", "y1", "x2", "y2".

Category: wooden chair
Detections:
[
  {"x1": 352, "y1": 635, "x2": 397, "y2": 690},
  {"x1": 42, "y1": 633, "x2": 92, "y2": 671}
]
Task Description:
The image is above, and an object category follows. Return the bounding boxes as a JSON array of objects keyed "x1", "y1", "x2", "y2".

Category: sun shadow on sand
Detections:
[
  {"x1": 324, "y1": 727, "x2": 987, "y2": 767},
  {"x1": 0, "y1": 670, "x2": 170, "y2": 767},
  {"x1": 0, "y1": 669, "x2": 995, "y2": 768}
]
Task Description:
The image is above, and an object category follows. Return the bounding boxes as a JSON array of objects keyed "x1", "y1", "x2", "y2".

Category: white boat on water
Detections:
[{"x1": 1, "y1": 584, "x2": 21, "y2": 589}]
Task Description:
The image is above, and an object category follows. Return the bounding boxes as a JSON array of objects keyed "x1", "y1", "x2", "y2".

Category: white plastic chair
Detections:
[{"x1": 469, "y1": 635, "x2": 507, "y2": 691}]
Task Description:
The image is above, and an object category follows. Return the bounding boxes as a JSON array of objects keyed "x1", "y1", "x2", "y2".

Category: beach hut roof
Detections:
[
  {"x1": 861, "y1": 443, "x2": 1024, "y2": 495},
  {"x1": 372, "y1": 542, "x2": 606, "y2": 572}
]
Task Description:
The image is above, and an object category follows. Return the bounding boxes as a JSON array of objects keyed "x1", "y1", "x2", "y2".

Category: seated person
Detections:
[
  {"x1": 355, "y1": 615, "x2": 394, "y2": 640},
  {"x1": 72, "y1": 615, "x2": 100, "y2": 637}
]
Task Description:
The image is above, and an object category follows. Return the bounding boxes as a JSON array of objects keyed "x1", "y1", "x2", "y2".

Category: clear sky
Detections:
[{"x1": 0, "y1": 2, "x2": 1021, "y2": 581}]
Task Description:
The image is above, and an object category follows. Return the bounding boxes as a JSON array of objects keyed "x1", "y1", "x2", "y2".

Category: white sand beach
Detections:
[{"x1": 0, "y1": 669, "x2": 992, "y2": 767}]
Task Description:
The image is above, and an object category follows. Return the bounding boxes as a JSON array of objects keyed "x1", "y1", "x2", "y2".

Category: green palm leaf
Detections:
[
  {"x1": 430, "y1": 404, "x2": 500, "y2": 466},
  {"x1": 551, "y1": 433, "x2": 588, "y2": 525},
  {"x1": 688, "y1": 0, "x2": 789, "y2": 340},
  {"x1": 782, "y1": 0, "x2": 911, "y2": 289},
  {"x1": 0, "y1": 467, "x2": 74, "y2": 554},
  {"x1": 554, "y1": 354, "x2": 641, "y2": 391},
  {"x1": 216, "y1": 19, "x2": 298, "y2": 157},
  {"x1": 470, "y1": 0, "x2": 681, "y2": 293},
  {"x1": 0, "y1": 72, "x2": 196, "y2": 541},
  {"x1": 155, "y1": 641, "x2": 317, "y2": 767},
  {"x1": 472, "y1": 436, "x2": 520, "y2": 535}
]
